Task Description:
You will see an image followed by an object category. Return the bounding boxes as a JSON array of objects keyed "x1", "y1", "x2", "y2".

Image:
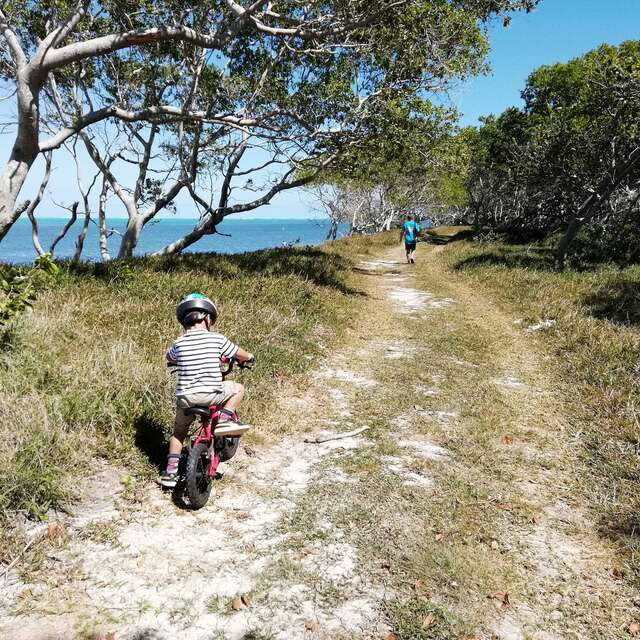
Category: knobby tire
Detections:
[{"x1": 185, "y1": 442, "x2": 212, "y2": 509}]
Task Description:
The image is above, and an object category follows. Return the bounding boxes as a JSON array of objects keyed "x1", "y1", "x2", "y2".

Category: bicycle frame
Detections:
[{"x1": 191, "y1": 405, "x2": 224, "y2": 478}]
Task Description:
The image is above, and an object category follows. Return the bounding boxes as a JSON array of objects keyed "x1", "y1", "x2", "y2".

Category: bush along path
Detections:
[{"x1": 1, "y1": 243, "x2": 638, "y2": 640}]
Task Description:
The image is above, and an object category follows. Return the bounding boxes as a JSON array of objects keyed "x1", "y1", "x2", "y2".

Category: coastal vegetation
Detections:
[
  {"x1": 319, "y1": 40, "x2": 640, "y2": 269},
  {"x1": 2, "y1": 4, "x2": 640, "y2": 636},
  {"x1": 0, "y1": 0, "x2": 536, "y2": 259}
]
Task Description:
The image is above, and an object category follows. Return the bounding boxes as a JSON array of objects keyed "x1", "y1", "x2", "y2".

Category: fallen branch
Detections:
[
  {"x1": 304, "y1": 426, "x2": 370, "y2": 444},
  {"x1": 1, "y1": 535, "x2": 41, "y2": 582}
]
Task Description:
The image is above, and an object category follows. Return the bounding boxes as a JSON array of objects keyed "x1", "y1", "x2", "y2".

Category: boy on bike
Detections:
[{"x1": 160, "y1": 293, "x2": 255, "y2": 488}]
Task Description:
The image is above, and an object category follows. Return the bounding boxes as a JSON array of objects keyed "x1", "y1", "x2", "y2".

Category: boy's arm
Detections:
[
  {"x1": 234, "y1": 347, "x2": 255, "y2": 363},
  {"x1": 399, "y1": 226, "x2": 405, "y2": 242},
  {"x1": 166, "y1": 344, "x2": 178, "y2": 365},
  {"x1": 219, "y1": 335, "x2": 254, "y2": 363}
]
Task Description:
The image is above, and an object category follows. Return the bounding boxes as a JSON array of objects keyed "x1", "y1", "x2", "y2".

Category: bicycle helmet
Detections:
[{"x1": 176, "y1": 293, "x2": 218, "y2": 326}]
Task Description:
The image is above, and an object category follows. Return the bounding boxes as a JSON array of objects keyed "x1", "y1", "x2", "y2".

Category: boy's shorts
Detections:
[
  {"x1": 175, "y1": 381, "x2": 243, "y2": 430},
  {"x1": 405, "y1": 241, "x2": 417, "y2": 251}
]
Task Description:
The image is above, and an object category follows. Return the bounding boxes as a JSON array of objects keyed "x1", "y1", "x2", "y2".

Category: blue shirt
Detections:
[{"x1": 403, "y1": 220, "x2": 420, "y2": 243}]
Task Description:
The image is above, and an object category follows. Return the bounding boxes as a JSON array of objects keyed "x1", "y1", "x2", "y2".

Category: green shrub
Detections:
[{"x1": 0, "y1": 254, "x2": 59, "y2": 326}]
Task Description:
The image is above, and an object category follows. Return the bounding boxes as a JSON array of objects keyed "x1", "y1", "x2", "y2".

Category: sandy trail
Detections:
[{"x1": 1, "y1": 244, "x2": 635, "y2": 640}]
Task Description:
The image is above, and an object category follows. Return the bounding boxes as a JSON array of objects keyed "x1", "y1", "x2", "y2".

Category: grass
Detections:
[
  {"x1": 439, "y1": 240, "x2": 640, "y2": 583},
  {"x1": 0, "y1": 234, "x2": 395, "y2": 538}
]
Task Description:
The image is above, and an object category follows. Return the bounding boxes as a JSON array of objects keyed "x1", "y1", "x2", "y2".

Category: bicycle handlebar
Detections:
[{"x1": 220, "y1": 356, "x2": 256, "y2": 375}]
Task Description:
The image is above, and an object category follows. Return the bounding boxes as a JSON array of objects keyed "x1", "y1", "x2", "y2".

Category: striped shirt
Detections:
[{"x1": 167, "y1": 330, "x2": 238, "y2": 395}]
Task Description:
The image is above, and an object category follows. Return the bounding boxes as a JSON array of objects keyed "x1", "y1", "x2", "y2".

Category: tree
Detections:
[
  {"x1": 0, "y1": 0, "x2": 540, "y2": 255},
  {"x1": 309, "y1": 98, "x2": 475, "y2": 232},
  {"x1": 458, "y1": 40, "x2": 640, "y2": 265}
]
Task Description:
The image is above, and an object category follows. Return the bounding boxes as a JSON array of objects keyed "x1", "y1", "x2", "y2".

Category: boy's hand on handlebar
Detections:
[
  {"x1": 240, "y1": 354, "x2": 256, "y2": 369},
  {"x1": 233, "y1": 347, "x2": 255, "y2": 367}
]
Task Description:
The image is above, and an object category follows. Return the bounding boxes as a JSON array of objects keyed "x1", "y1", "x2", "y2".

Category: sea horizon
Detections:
[{"x1": 2, "y1": 217, "x2": 347, "y2": 264}]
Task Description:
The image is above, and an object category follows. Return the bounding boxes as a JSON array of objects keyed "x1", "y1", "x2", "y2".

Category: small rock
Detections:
[
  {"x1": 550, "y1": 593, "x2": 563, "y2": 608},
  {"x1": 526, "y1": 319, "x2": 556, "y2": 332},
  {"x1": 550, "y1": 609, "x2": 563, "y2": 621}
]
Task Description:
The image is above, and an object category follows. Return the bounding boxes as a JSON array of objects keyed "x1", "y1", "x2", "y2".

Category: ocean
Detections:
[{"x1": 0, "y1": 217, "x2": 347, "y2": 264}]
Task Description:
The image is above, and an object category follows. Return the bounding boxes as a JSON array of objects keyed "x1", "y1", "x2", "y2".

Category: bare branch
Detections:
[
  {"x1": 0, "y1": 10, "x2": 27, "y2": 68},
  {"x1": 38, "y1": 106, "x2": 266, "y2": 151},
  {"x1": 39, "y1": 1, "x2": 89, "y2": 50},
  {"x1": 49, "y1": 201, "x2": 79, "y2": 256},
  {"x1": 25, "y1": 152, "x2": 53, "y2": 257}
]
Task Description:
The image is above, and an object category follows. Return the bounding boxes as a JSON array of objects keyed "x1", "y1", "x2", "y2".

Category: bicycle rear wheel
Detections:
[
  {"x1": 185, "y1": 442, "x2": 213, "y2": 509},
  {"x1": 215, "y1": 436, "x2": 240, "y2": 462}
]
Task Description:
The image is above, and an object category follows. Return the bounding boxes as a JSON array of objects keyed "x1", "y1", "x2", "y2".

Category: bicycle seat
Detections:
[{"x1": 184, "y1": 406, "x2": 210, "y2": 418}]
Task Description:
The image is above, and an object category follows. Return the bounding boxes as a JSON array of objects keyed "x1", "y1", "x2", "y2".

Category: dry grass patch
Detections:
[{"x1": 439, "y1": 240, "x2": 640, "y2": 586}]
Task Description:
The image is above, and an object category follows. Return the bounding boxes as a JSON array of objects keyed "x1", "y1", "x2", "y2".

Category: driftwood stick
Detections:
[
  {"x1": 304, "y1": 426, "x2": 370, "y2": 444},
  {"x1": 1, "y1": 535, "x2": 40, "y2": 582}
]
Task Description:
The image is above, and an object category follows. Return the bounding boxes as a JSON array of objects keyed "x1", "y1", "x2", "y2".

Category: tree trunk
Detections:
[
  {"x1": 72, "y1": 202, "x2": 91, "y2": 263},
  {"x1": 25, "y1": 151, "x2": 52, "y2": 257},
  {"x1": 98, "y1": 181, "x2": 112, "y2": 262},
  {"x1": 152, "y1": 216, "x2": 215, "y2": 256},
  {"x1": 326, "y1": 219, "x2": 338, "y2": 240},
  {"x1": 556, "y1": 146, "x2": 640, "y2": 269},
  {"x1": 117, "y1": 216, "x2": 145, "y2": 259},
  {"x1": 50, "y1": 202, "x2": 79, "y2": 256},
  {"x1": 0, "y1": 73, "x2": 42, "y2": 240}
]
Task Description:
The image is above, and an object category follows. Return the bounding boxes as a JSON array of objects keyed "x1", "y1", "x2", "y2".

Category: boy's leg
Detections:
[
  {"x1": 160, "y1": 405, "x2": 193, "y2": 487},
  {"x1": 216, "y1": 382, "x2": 250, "y2": 435},
  {"x1": 222, "y1": 381, "x2": 245, "y2": 411}
]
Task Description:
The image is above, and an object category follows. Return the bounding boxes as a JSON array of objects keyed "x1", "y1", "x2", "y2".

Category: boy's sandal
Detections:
[
  {"x1": 214, "y1": 422, "x2": 251, "y2": 437},
  {"x1": 158, "y1": 471, "x2": 179, "y2": 488}
]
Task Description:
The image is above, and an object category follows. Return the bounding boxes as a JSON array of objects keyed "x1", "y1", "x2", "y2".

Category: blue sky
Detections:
[
  {"x1": 455, "y1": 0, "x2": 640, "y2": 126},
  {"x1": 1, "y1": 0, "x2": 638, "y2": 219}
]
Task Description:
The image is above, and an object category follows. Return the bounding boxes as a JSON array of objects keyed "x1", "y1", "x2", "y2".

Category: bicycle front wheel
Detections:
[{"x1": 185, "y1": 442, "x2": 213, "y2": 509}]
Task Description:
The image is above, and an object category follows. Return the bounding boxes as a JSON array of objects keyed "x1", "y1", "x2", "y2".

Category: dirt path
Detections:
[{"x1": 1, "y1": 244, "x2": 636, "y2": 640}]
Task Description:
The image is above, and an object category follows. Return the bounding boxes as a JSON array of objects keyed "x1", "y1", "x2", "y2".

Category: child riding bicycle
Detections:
[{"x1": 160, "y1": 293, "x2": 255, "y2": 488}]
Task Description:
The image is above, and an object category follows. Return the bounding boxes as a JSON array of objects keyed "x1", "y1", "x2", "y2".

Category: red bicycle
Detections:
[{"x1": 174, "y1": 357, "x2": 255, "y2": 509}]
